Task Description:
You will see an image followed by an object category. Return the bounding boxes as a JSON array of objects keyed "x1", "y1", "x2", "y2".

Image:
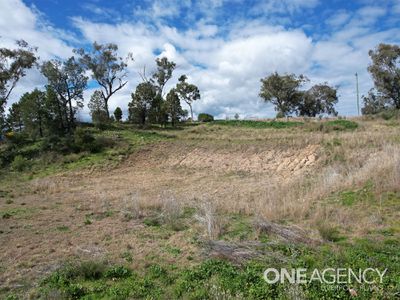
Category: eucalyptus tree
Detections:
[
  {"x1": 175, "y1": 75, "x2": 200, "y2": 121},
  {"x1": 298, "y1": 84, "x2": 338, "y2": 117},
  {"x1": 259, "y1": 72, "x2": 307, "y2": 117},
  {"x1": 368, "y1": 43, "x2": 400, "y2": 109},
  {"x1": 0, "y1": 40, "x2": 37, "y2": 129},
  {"x1": 74, "y1": 42, "x2": 133, "y2": 118}
]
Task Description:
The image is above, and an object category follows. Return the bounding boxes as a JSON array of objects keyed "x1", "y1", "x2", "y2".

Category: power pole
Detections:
[{"x1": 355, "y1": 72, "x2": 360, "y2": 116}]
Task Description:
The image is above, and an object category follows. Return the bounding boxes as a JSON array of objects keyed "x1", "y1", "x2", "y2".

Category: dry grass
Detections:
[
  {"x1": 0, "y1": 118, "x2": 399, "y2": 293},
  {"x1": 194, "y1": 200, "x2": 224, "y2": 239}
]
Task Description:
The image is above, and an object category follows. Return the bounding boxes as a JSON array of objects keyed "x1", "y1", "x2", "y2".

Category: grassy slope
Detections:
[{"x1": 1, "y1": 119, "x2": 399, "y2": 299}]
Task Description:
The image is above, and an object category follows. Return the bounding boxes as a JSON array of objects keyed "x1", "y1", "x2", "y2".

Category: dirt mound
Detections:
[{"x1": 166, "y1": 144, "x2": 319, "y2": 177}]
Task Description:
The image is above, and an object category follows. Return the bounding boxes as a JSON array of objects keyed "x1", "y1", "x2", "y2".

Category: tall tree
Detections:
[
  {"x1": 6, "y1": 102, "x2": 23, "y2": 132},
  {"x1": 297, "y1": 84, "x2": 338, "y2": 117},
  {"x1": 41, "y1": 57, "x2": 88, "y2": 132},
  {"x1": 43, "y1": 86, "x2": 66, "y2": 135},
  {"x1": 144, "y1": 57, "x2": 176, "y2": 124},
  {"x1": 259, "y1": 72, "x2": 307, "y2": 117},
  {"x1": 165, "y1": 89, "x2": 183, "y2": 127},
  {"x1": 88, "y1": 90, "x2": 108, "y2": 127},
  {"x1": 176, "y1": 75, "x2": 200, "y2": 121},
  {"x1": 19, "y1": 89, "x2": 46, "y2": 138},
  {"x1": 128, "y1": 82, "x2": 156, "y2": 127},
  {"x1": 113, "y1": 107, "x2": 123, "y2": 122},
  {"x1": 151, "y1": 57, "x2": 176, "y2": 96},
  {"x1": 368, "y1": 44, "x2": 400, "y2": 109},
  {"x1": 0, "y1": 40, "x2": 37, "y2": 129},
  {"x1": 361, "y1": 89, "x2": 388, "y2": 115},
  {"x1": 74, "y1": 42, "x2": 133, "y2": 118}
]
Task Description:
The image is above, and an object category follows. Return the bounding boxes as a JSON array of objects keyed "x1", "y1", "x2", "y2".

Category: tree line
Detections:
[
  {"x1": 1, "y1": 40, "x2": 399, "y2": 141},
  {"x1": 259, "y1": 43, "x2": 400, "y2": 118},
  {"x1": 0, "y1": 41, "x2": 201, "y2": 140}
]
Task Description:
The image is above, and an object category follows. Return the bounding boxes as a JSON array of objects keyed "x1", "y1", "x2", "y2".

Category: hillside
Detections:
[{"x1": 0, "y1": 118, "x2": 399, "y2": 299}]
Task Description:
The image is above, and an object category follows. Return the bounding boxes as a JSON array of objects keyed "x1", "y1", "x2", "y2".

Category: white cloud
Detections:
[
  {"x1": 325, "y1": 10, "x2": 351, "y2": 28},
  {"x1": 1, "y1": 0, "x2": 400, "y2": 120},
  {"x1": 251, "y1": 0, "x2": 319, "y2": 15}
]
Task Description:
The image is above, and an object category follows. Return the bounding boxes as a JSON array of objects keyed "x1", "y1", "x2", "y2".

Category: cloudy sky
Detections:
[{"x1": 1, "y1": 0, "x2": 399, "y2": 120}]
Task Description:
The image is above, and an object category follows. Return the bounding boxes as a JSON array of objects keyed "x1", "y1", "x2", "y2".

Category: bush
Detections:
[
  {"x1": 317, "y1": 224, "x2": 342, "y2": 242},
  {"x1": 105, "y1": 266, "x2": 132, "y2": 279},
  {"x1": 198, "y1": 113, "x2": 214, "y2": 122},
  {"x1": 6, "y1": 132, "x2": 30, "y2": 146},
  {"x1": 378, "y1": 109, "x2": 400, "y2": 120},
  {"x1": 74, "y1": 128, "x2": 102, "y2": 153},
  {"x1": 41, "y1": 135, "x2": 78, "y2": 154},
  {"x1": 10, "y1": 155, "x2": 30, "y2": 171},
  {"x1": 0, "y1": 146, "x2": 17, "y2": 166}
]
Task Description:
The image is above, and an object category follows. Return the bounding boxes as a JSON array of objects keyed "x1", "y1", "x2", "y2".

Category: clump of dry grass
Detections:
[
  {"x1": 159, "y1": 191, "x2": 184, "y2": 229},
  {"x1": 121, "y1": 192, "x2": 143, "y2": 220},
  {"x1": 194, "y1": 200, "x2": 224, "y2": 239}
]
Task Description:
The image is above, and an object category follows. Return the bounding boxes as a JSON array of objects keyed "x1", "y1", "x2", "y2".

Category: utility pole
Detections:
[{"x1": 355, "y1": 72, "x2": 360, "y2": 116}]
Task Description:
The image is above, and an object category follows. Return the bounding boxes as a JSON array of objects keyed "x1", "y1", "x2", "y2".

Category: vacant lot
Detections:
[{"x1": 1, "y1": 119, "x2": 399, "y2": 299}]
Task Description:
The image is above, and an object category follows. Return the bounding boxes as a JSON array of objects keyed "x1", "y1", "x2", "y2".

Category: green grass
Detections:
[
  {"x1": 35, "y1": 237, "x2": 400, "y2": 299},
  {"x1": 0, "y1": 207, "x2": 37, "y2": 219},
  {"x1": 0, "y1": 126, "x2": 173, "y2": 185},
  {"x1": 324, "y1": 119, "x2": 359, "y2": 130},
  {"x1": 211, "y1": 119, "x2": 303, "y2": 129}
]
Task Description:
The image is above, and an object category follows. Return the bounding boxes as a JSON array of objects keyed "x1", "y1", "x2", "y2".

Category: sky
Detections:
[{"x1": 0, "y1": 0, "x2": 399, "y2": 120}]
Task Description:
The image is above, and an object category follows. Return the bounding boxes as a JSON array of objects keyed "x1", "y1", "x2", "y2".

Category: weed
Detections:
[
  {"x1": 105, "y1": 265, "x2": 132, "y2": 279},
  {"x1": 121, "y1": 251, "x2": 133, "y2": 263},
  {"x1": 194, "y1": 201, "x2": 224, "y2": 239},
  {"x1": 143, "y1": 216, "x2": 161, "y2": 227},
  {"x1": 84, "y1": 217, "x2": 92, "y2": 225},
  {"x1": 317, "y1": 224, "x2": 342, "y2": 242},
  {"x1": 56, "y1": 225, "x2": 69, "y2": 232},
  {"x1": 10, "y1": 155, "x2": 30, "y2": 171}
]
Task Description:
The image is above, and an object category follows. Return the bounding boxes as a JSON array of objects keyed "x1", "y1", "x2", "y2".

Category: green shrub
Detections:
[
  {"x1": 74, "y1": 128, "x2": 102, "y2": 153},
  {"x1": 105, "y1": 266, "x2": 132, "y2": 279},
  {"x1": 0, "y1": 145, "x2": 17, "y2": 166},
  {"x1": 41, "y1": 135, "x2": 78, "y2": 154},
  {"x1": 198, "y1": 113, "x2": 214, "y2": 122},
  {"x1": 10, "y1": 155, "x2": 30, "y2": 171},
  {"x1": 325, "y1": 119, "x2": 358, "y2": 130},
  {"x1": 6, "y1": 132, "x2": 30, "y2": 146},
  {"x1": 317, "y1": 224, "x2": 342, "y2": 242}
]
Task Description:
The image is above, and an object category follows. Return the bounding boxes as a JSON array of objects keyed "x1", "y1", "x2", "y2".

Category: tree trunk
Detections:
[
  {"x1": 105, "y1": 97, "x2": 110, "y2": 119},
  {"x1": 68, "y1": 98, "x2": 74, "y2": 132},
  {"x1": 38, "y1": 114, "x2": 43, "y2": 137},
  {"x1": 188, "y1": 103, "x2": 193, "y2": 122},
  {"x1": 56, "y1": 100, "x2": 65, "y2": 133}
]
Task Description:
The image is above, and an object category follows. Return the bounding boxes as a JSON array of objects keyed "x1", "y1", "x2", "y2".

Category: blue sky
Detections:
[{"x1": 1, "y1": 0, "x2": 399, "y2": 119}]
